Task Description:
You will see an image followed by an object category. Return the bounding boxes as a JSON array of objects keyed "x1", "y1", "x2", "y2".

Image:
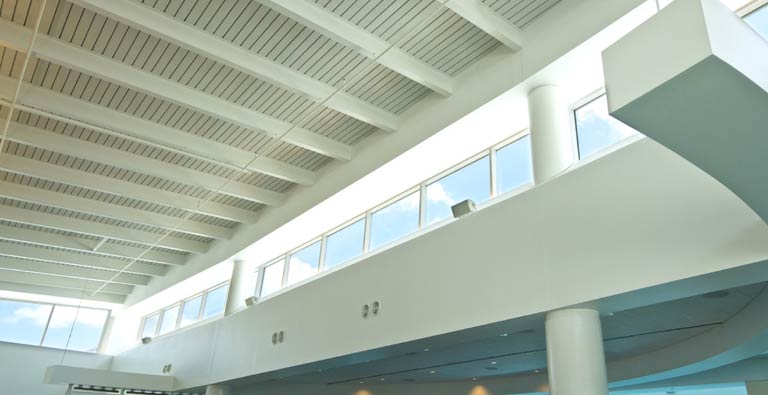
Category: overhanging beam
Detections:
[
  {"x1": 0, "y1": 280, "x2": 125, "y2": 303},
  {"x1": 69, "y1": 0, "x2": 399, "y2": 132},
  {"x1": 0, "y1": 255, "x2": 150, "y2": 286},
  {"x1": 0, "y1": 269, "x2": 133, "y2": 295},
  {"x1": 0, "y1": 178, "x2": 234, "y2": 240},
  {"x1": 0, "y1": 19, "x2": 353, "y2": 160},
  {"x1": 0, "y1": 222, "x2": 186, "y2": 265},
  {"x1": 0, "y1": 105, "x2": 285, "y2": 207},
  {"x1": 0, "y1": 240, "x2": 167, "y2": 276},
  {"x1": 0, "y1": 205, "x2": 209, "y2": 254},
  {"x1": 0, "y1": 154, "x2": 259, "y2": 224},
  {"x1": 256, "y1": 0, "x2": 455, "y2": 96},
  {"x1": 444, "y1": 0, "x2": 524, "y2": 51}
]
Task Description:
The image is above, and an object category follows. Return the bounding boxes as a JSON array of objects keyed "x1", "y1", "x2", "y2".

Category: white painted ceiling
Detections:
[{"x1": 0, "y1": 0, "x2": 560, "y2": 303}]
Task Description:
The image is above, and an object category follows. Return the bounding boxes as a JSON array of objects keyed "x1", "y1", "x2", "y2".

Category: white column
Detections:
[
  {"x1": 225, "y1": 259, "x2": 255, "y2": 316},
  {"x1": 205, "y1": 384, "x2": 228, "y2": 395},
  {"x1": 545, "y1": 308, "x2": 608, "y2": 395},
  {"x1": 747, "y1": 381, "x2": 768, "y2": 395},
  {"x1": 527, "y1": 85, "x2": 575, "y2": 185}
]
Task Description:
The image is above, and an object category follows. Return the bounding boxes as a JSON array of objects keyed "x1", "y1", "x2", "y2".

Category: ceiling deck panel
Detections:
[
  {"x1": 482, "y1": 0, "x2": 561, "y2": 28},
  {"x1": 43, "y1": 0, "x2": 382, "y2": 145},
  {"x1": 0, "y1": 47, "x2": 24, "y2": 78}
]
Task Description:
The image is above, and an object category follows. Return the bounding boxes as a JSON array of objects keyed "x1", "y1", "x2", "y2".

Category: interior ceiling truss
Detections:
[{"x1": 0, "y1": 0, "x2": 559, "y2": 303}]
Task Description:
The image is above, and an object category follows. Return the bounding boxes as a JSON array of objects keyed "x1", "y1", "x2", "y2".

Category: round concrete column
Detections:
[
  {"x1": 545, "y1": 308, "x2": 608, "y2": 395},
  {"x1": 225, "y1": 259, "x2": 255, "y2": 316},
  {"x1": 528, "y1": 85, "x2": 575, "y2": 184},
  {"x1": 205, "y1": 384, "x2": 229, "y2": 395}
]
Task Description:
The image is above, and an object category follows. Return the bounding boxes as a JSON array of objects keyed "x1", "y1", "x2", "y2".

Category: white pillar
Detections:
[
  {"x1": 225, "y1": 259, "x2": 255, "y2": 316},
  {"x1": 747, "y1": 381, "x2": 768, "y2": 395},
  {"x1": 527, "y1": 85, "x2": 575, "y2": 185},
  {"x1": 545, "y1": 308, "x2": 608, "y2": 395},
  {"x1": 205, "y1": 384, "x2": 228, "y2": 395}
]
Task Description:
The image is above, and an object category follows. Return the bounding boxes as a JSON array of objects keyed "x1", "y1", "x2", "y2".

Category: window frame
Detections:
[
  {"x1": 321, "y1": 215, "x2": 367, "y2": 270},
  {"x1": 0, "y1": 296, "x2": 110, "y2": 352},
  {"x1": 490, "y1": 130, "x2": 532, "y2": 197}
]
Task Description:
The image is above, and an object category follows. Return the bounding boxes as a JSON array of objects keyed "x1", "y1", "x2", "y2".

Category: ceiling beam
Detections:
[
  {"x1": 0, "y1": 78, "x2": 317, "y2": 188},
  {"x1": 0, "y1": 280, "x2": 125, "y2": 303},
  {"x1": 0, "y1": 240, "x2": 167, "y2": 276},
  {"x1": 0, "y1": 269, "x2": 133, "y2": 295},
  {"x1": 0, "y1": 19, "x2": 354, "y2": 161},
  {"x1": 69, "y1": 0, "x2": 399, "y2": 132},
  {"x1": 443, "y1": 0, "x2": 524, "y2": 51},
  {"x1": 0, "y1": 155, "x2": 260, "y2": 224},
  {"x1": 0, "y1": 222, "x2": 186, "y2": 265},
  {"x1": 0, "y1": 113, "x2": 285, "y2": 208},
  {"x1": 256, "y1": 0, "x2": 455, "y2": 96},
  {"x1": 0, "y1": 255, "x2": 150, "y2": 286},
  {"x1": 0, "y1": 178, "x2": 234, "y2": 240},
  {"x1": 0, "y1": 205, "x2": 209, "y2": 254}
]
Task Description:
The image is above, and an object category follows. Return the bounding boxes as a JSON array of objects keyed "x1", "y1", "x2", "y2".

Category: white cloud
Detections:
[
  {"x1": 3, "y1": 304, "x2": 106, "y2": 329},
  {"x1": 288, "y1": 257, "x2": 318, "y2": 284},
  {"x1": 3, "y1": 304, "x2": 51, "y2": 326},
  {"x1": 426, "y1": 182, "x2": 455, "y2": 206}
]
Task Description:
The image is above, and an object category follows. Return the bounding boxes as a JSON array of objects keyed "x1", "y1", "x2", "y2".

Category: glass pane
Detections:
[
  {"x1": 287, "y1": 241, "x2": 321, "y2": 285},
  {"x1": 369, "y1": 191, "x2": 420, "y2": 251},
  {"x1": 575, "y1": 95, "x2": 637, "y2": 159},
  {"x1": 746, "y1": 5, "x2": 768, "y2": 39},
  {"x1": 260, "y1": 260, "x2": 285, "y2": 297},
  {"x1": 158, "y1": 305, "x2": 180, "y2": 335},
  {"x1": 0, "y1": 300, "x2": 51, "y2": 345},
  {"x1": 41, "y1": 305, "x2": 77, "y2": 349},
  {"x1": 142, "y1": 313, "x2": 159, "y2": 338},
  {"x1": 496, "y1": 135, "x2": 532, "y2": 194},
  {"x1": 324, "y1": 218, "x2": 365, "y2": 269},
  {"x1": 425, "y1": 156, "x2": 491, "y2": 225},
  {"x1": 179, "y1": 295, "x2": 203, "y2": 327},
  {"x1": 202, "y1": 284, "x2": 228, "y2": 319},
  {"x1": 66, "y1": 308, "x2": 108, "y2": 352}
]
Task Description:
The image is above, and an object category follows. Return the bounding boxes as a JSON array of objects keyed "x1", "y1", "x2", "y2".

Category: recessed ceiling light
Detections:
[
  {"x1": 534, "y1": 370, "x2": 540, "y2": 373},
  {"x1": 423, "y1": 348, "x2": 430, "y2": 352},
  {"x1": 490, "y1": 361, "x2": 497, "y2": 365},
  {"x1": 430, "y1": 370, "x2": 436, "y2": 374},
  {"x1": 499, "y1": 333, "x2": 509, "y2": 337},
  {"x1": 359, "y1": 381, "x2": 365, "y2": 384},
  {"x1": 472, "y1": 378, "x2": 477, "y2": 381},
  {"x1": 380, "y1": 378, "x2": 385, "y2": 381}
]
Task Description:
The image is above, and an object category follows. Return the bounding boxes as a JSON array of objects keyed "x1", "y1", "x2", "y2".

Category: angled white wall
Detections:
[{"x1": 108, "y1": 137, "x2": 768, "y2": 390}]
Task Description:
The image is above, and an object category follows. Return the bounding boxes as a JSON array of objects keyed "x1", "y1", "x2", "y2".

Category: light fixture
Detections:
[
  {"x1": 534, "y1": 370, "x2": 540, "y2": 373},
  {"x1": 429, "y1": 371, "x2": 436, "y2": 374},
  {"x1": 499, "y1": 333, "x2": 509, "y2": 337},
  {"x1": 490, "y1": 361, "x2": 497, "y2": 365},
  {"x1": 423, "y1": 348, "x2": 430, "y2": 352},
  {"x1": 472, "y1": 378, "x2": 477, "y2": 381},
  {"x1": 380, "y1": 378, "x2": 385, "y2": 381}
]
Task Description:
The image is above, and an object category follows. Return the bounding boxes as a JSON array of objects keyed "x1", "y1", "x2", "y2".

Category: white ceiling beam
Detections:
[
  {"x1": 0, "y1": 155, "x2": 259, "y2": 224},
  {"x1": 0, "y1": 205, "x2": 209, "y2": 254},
  {"x1": 0, "y1": 21, "x2": 316, "y2": 185},
  {"x1": 0, "y1": 240, "x2": 167, "y2": 276},
  {"x1": 256, "y1": 0, "x2": 455, "y2": 96},
  {"x1": 444, "y1": 0, "x2": 524, "y2": 51},
  {"x1": 0, "y1": 280, "x2": 125, "y2": 303},
  {"x1": 0, "y1": 255, "x2": 150, "y2": 286},
  {"x1": 0, "y1": 114, "x2": 285, "y2": 207},
  {"x1": 69, "y1": 0, "x2": 399, "y2": 132},
  {"x1": 0, "y1": 222, "x2": 186, "y2": 265},
  {"x1": 0, "y1": 19, "x2": 353, "y2": 161},
  {"x1": 0, "y1": 178, "x2": 234, "y2": 240},
  {"x1": 0, "y1": 269, "x2": 133, "y2": 295}
]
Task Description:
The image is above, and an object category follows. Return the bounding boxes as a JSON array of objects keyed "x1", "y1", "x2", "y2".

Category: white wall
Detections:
[
  {"x1": 0, "y1": 341, "x2": 112, "y2": 395},
  {"x1": 108, "y1": 138, "x2": 768, "y2": 390}
]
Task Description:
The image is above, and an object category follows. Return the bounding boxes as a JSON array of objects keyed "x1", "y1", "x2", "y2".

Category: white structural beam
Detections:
[
  {"x1": 0, "y1": 240, "x2": 167, "y2": 276},
  {"x1": 0, "y1": 269, "x2": 133, "y2": 295},
  {"x1": 0, "y1": 222, "x2": 186, "y2": 265},
  {"x1": 444, "y1": 0, "x2": 524, "y2": 51},
  {"x1": 0, "y1": 178, "x2": 233, "y2": 240},
  {"x1": 0, "y1": 113, "x2": 285, "y2": 207},
  {"x1": 0, "y1": 19, "x2": 353, "y2": 161},
  {"x1": 0, "y1": 155, "x2": 259, "y2": 224},
  {"x1": 69, "y1": 0, "x2": 399, "y2": 132},
  {"x1": 0, "y1": 205, "x2": 209, "y2": 254},
  {"x1": 0, "y1": 255, "x2": 150, "y2": 286},
  {"x1": 0, "y1": 280, "x2": 125, "y2": 303},
  {"x1": 256, "y1": 0, "x2": 455, "y2": 96}
]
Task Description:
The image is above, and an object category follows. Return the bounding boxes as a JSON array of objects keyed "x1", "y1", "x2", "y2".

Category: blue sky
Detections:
[{"x1": 746, "y1": 5, "x2": 768, "y2": 38}]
